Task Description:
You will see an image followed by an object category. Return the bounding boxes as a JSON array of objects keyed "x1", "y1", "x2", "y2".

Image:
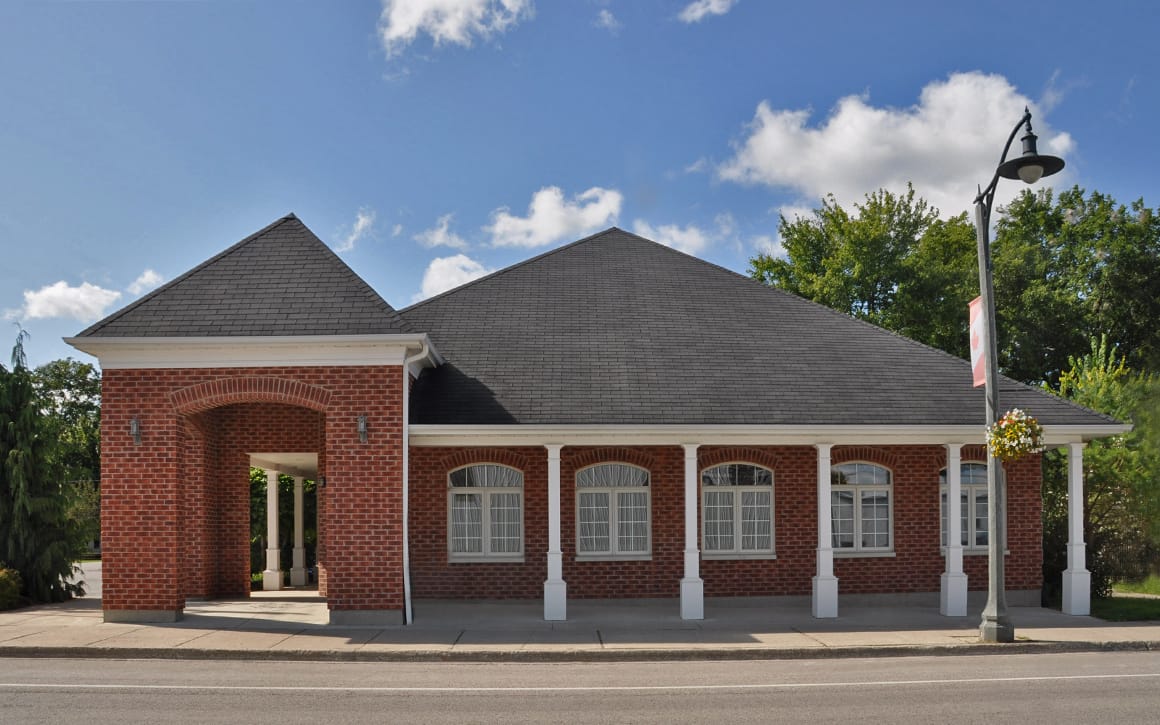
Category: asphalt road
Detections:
[{"x1": 1, "y1": 651, "x2": 1157, "y2": 724}]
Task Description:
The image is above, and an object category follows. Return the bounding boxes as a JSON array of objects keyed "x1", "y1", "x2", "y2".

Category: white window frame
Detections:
[
  {"x1": 830, "y1": 462, "x2": 893, "y2": 554},
  {"x1": 939, "y1": 462, "x2": 1006, "y2": 553},
  {"x1": 575, "y1": 463, "x2": 651, "y2": 560},
  {"x1": 447, "y1": 463, "x2": 524, "y2": 563},
  {"x1": 700, "y1": 462, "x2": 775, "y2": 559}
]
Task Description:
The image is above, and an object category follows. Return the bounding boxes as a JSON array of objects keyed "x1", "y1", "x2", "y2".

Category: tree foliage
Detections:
[
  {"x1": 1043, "y1": 338, "x2": 1160, "y2": 596},
  {"x1": 0, "y1": 333, "x2": 85, "y2": 603},
  {"x1": 33, "y1": 359, "x2": 101, "y2": 547},
  {"x1": 992, "y1": 187, "x2": 1160, "y2": 385}
]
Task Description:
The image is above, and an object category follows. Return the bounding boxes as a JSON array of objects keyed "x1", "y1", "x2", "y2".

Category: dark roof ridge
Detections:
[{"x1": 399, "y1": 226, "x2": 627, "y2": 313}]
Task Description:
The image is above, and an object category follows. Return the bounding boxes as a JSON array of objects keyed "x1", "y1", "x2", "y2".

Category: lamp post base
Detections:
[{"x1": 979, "y1": 615, "x2": 1015, "y2": 643}]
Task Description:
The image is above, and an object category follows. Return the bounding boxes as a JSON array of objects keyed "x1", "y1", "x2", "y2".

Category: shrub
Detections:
[{"x1": 0, "y1": 565, "x2": 23, "y2": 610}]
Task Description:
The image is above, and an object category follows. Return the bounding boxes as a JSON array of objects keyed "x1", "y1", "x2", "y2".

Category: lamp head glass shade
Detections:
[{"x1": 997, "y1": 129, "x2": 1064, "y2": 184}]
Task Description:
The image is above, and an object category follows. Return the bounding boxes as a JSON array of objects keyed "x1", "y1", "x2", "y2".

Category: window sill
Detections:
[
  {"x1": 702, "y1": 553, "x2": 777, "y2": 561},
  {"x1": 575, "y1": 554, "x2": 652, "y2": 562},
  {"x1": 833, "y1": 550, "x2": 896, "y2": 559},
  {"x1": 940, "y1": 548, "x2": 1010, "y2": 556},
  {"x1": 448, "y1": 556, "x2": 525, "y2": 564}
]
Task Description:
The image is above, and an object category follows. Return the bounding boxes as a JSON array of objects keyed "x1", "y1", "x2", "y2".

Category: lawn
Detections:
[
  {"x1": 1090, "y1": 595, "x2": 1160, "y2": 621},
  {"x1": 1113, "y1": 574, "x2": 1160, "y2": 596}
]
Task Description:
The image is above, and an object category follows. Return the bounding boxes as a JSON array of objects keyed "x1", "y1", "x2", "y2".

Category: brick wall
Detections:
[
  {"x1": 408, "y1": 444, "x2": 1043, "y2": 600},
  {"x1": 101, "y1": 366, "x2": 405, "y2": 617}
]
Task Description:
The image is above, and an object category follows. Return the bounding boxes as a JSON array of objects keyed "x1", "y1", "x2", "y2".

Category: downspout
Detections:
[{"x1": 401, "y1": 337, "x2": 429, "y2": 624}]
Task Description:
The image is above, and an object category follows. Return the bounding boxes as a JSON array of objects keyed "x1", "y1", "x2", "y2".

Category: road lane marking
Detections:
[{"x1": 2, "y1": 673, "x2": 1159, "y2": 693}]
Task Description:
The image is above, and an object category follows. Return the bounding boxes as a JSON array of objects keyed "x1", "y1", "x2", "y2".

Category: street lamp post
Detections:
[{"x1": 973, "y1": 108, "x2": 1064, "y2": 643}]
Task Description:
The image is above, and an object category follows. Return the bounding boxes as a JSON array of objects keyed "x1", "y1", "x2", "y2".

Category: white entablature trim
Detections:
[
  {"x1": 63, "y1": 334, "x2": 443, "y2": 371},
  {"x1": 409, "y1": 423, "x2": 1129, "y2": 448}
]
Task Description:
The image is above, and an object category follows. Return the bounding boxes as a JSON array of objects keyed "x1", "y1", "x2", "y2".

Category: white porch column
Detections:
[
  {"x1": 812, "y1": 443, "x2": 838, "y2": 618},
  {"x1": 262, "y1": 469, "x2": 282, "y2": 591},
  {"x1": 940, "y1": 444, "x2": 968, "y2": 616},
  {"x1": 290, "y1": 476, "x2": 307, "y2": 587},
  {"x1": 1062, "y1": 442, "x2": 1091, "y2": 615},
  {"x1": 680, "y1": 443, "x2": 704, "y2": 620},
  {"x1": 543, "y1": 444, "x2": 567, "y2": 620}
]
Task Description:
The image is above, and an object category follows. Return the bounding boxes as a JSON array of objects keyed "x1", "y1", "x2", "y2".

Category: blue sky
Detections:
[{"x1": 2, "y1": 0, "x2": 1157, "y2": 368}]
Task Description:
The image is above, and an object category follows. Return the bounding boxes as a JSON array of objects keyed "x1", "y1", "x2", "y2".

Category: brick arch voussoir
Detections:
[
  {"x1": 567, "y1": 447, "x2": 658, "y2": 471},
  {"x1": 437, "y1": 448, "x2": 535, "y2": 473},
  {"x1": 170, "y1": 376, "x2": 332, "y2": 416},
  {"x1": 698, "y1": 446, "x2": 782, "y2": 473},
  {"x1": 831, "y1": 445, "x2": 902, "y2": 470}
]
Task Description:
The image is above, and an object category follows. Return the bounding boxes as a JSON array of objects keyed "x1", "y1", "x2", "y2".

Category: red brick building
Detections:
[{"x1": 68, "y1": 216, "x2": 1122, "y2": 625}]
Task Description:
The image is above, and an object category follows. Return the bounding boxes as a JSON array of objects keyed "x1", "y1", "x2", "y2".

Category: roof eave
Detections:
[
  {"x1": 408, "y1": 422, "x2": 1130, "y2": 447},
  {"x1": 64, "y1": 333, "x2": 441, "y2": 370}
]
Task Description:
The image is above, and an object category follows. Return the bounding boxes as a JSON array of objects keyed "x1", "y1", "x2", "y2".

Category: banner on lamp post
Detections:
[{"x1": 969, "y1": 296, "x2": 986, "y2": 387}]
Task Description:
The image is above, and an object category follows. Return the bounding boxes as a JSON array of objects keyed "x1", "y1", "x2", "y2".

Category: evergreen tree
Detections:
[{"x1": 0, "y1": 332, "x2": 84, "y2": 603}]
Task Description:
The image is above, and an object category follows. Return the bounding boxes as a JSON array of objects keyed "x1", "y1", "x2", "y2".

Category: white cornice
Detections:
[
  {"x1": 63, "y1": 334, "x2": 441, "y2": 370},
  {"x1": 408, "y1": 423, "x2": 1129, "y2": 448}
]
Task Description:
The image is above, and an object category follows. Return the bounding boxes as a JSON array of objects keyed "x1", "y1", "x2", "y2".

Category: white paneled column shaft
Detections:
[
  {"x1": 940, "y1": 444, "x2": 968, "y2": 616},
  {"x1": 543, "y1": 444, "x2": 567, "y2": 620},
  {"x1": 812, "y1": 444, "x2": 838, "y2": 618},
  {"x1": 1062, "y1": 442, "x2": 1091, "y2": 615},
  {"x1": 263, "y1": 469, "x2": 282, "y2": 591},
  {"x1": 680, "y1": 443, "x2": 704, "y2": 620},
  {"x1": 290, "y1": 476, "x2": 307, "y2": 587}
]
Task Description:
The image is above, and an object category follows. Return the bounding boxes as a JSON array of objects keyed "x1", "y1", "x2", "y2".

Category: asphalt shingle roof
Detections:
[
  {"x1": 77, "y1": 215, "x2": 411, "y2": 337},
  {"x1": 400, "y1": 227, "x2": 1116, "y2": 428}
]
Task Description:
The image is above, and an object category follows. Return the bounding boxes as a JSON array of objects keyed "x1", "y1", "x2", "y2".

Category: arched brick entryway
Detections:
[{"x1": 100, "y1": 365, "x2": 408, "y2": 623}]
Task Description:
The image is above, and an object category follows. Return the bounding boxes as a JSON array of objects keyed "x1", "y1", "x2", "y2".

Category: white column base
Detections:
[
  {"x1": 290, "y1": 547, "x2": 307, "y2": 587},
  {"x1": 812, "y1": 575, "x2": 838, "y2": 618},
  {"x1": 263, "y1": 547, "x2": 282, "y2": 591},
  {"x1": 1063, "y1": 568, "x2": 1091, "y2": 615},
  {"x1": 939, "y1": 572, "x2": 969, "y2": 616},
  {"x1": 680, "y1": 578, "x2": 704, "y2": 620},
  {"x1": 544, "y1": 579, "x2": 567, "y2": 621}
]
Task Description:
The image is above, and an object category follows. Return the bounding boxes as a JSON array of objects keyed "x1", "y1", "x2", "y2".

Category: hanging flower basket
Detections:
[{"x1": 986, "y1": 408, "x2": 1044, "y2": 462}]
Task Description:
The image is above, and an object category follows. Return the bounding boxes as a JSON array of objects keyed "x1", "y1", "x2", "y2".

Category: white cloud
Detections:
[
  {"x1": 414, "y1": 213, "x2": 469, "y2": 250},
  {"x1": 718, "y1": 72, "x2": 1074, "y2": 220},
  {"x1": 18, "y1": 281, "x2": 121, "y2": 322},
  {"x1": 632, "y1": 220, "x2": 711, "y2": 255},
  {"x1": 412, "y1": 254, "x2": 494, "y2": 302},
  {"x1": 684, "y1": 157, "x2": 710, "y2": 174},
  {"x1": 379, "y1": 0, "x2": 533, "y2": 57},
  {"x1": 752, "y1": 234, "x2": 784, "y2": 259},
  {"x1": 392, "y1": 223, "x2": 404, "y2": 237},
  {"x1": 487, "y1": 186, "x2": 622, "y2": 248},
  {"x1": 595, "y1": 9, "x2": 620, "y2": 32},
  {"x1": 678, "y1": 0, "x2": 737, "y2": 23},
  {"x1": 127, "y1": 269, "x2": 164, "y2": 295},
  {"x1": 335, "y1": 207, "x2": 376, "y2": 253}
]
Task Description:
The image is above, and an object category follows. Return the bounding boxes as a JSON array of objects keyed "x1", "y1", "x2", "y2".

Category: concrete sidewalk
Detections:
[{"x1": 2, "y1": 591, "x2": 1159, "y2": 662}]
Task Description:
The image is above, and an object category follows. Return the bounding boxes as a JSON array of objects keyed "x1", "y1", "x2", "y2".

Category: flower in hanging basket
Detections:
[{"x1": 986, "y1": 408, "x2": 1044, "y2": 462}]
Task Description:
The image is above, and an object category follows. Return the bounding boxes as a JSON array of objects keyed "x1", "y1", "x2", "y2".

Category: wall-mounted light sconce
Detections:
[
  {"x1": 357, "y1": 415, "x2": 368, "y2": 443},
  {"x1": 129, "y1": 417, "x2": 142, "y2": 445},
  {"x1": 318, "y1": 476, "x2": 327, "y2": 489}
]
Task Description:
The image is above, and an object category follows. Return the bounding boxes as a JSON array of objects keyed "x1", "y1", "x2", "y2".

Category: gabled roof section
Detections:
[
  {"x1": 78, "y1": 215, "x2": 412, "y2": 337},
  {"x1": 401, "y1": 227, "x2": 1118, "y2": 429}
]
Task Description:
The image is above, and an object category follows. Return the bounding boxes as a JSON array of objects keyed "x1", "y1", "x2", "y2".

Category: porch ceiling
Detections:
[{"x1": 249, "y1": 452, "x2": 318, "y2": 479}]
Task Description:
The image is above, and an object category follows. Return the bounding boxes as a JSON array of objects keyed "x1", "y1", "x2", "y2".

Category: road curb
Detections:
[{"x1": 1, "y1": 639, "x2": 1156, "y2": 663}]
